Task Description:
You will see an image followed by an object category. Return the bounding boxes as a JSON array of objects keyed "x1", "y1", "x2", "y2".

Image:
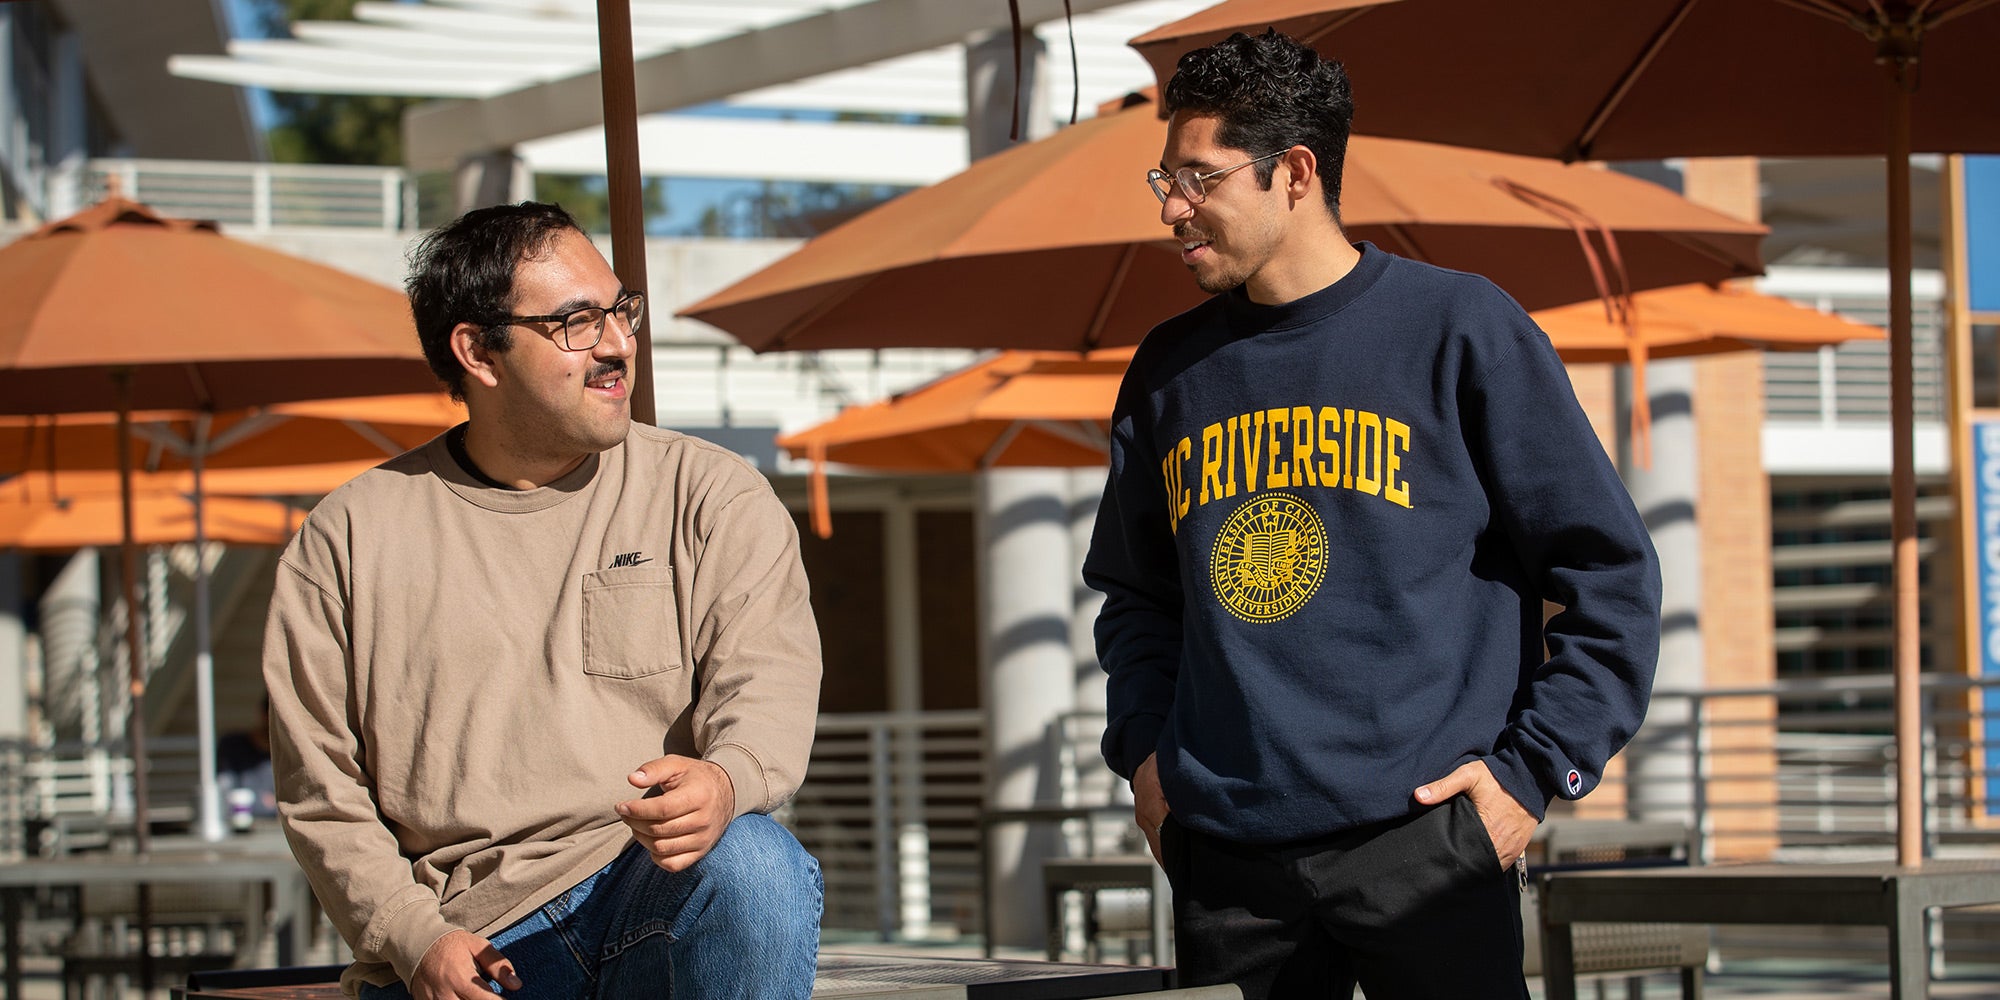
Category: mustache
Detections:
[
  {"x1": 1174, "y1": 224, "x2": 1213, "y2": 243},
  {"x1": 585, "y1": 359, "x2": 627, "y2": 383}
]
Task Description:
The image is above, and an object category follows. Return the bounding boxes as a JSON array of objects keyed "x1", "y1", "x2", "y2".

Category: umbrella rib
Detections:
[
  {"x1": 1767, "y1": 0, "x2": 1873, "y2": 26},
  {"x1": 343, "y1": 418, "x2": 412, "y2": 457},
  {"x1": 1028, "y1": 419, "x2": 1111, "y2": 453},
  {"x1": 1932, "y1": 0, "x2": 2000, "y2": 27},
  {"x1": 1082, "y1": 244, "x2": 1139, "y2": 352},
  {"x1": 770, "y1": 280, "x2": 867, "y2": 351},
  {"x1": 980, "y1": 421, "x2": 1029, "y2": 470},
  {"x1": 205, "y1": 412, "x2": 290, "y2": 454},
  {"x1": 1376, "y1": 223, "x2": 1433, "y2": 263},
  {"x1": 1296, "y1": 9, "x2": 1373, "y2": 47},
  {"x1": 1574, "y1": 0, "x2": 1703, "y2": 160}
]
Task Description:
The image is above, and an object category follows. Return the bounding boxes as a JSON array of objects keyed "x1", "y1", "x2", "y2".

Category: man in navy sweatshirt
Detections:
[{"x1": 1084, "y1": 30, "x2": 1662, "y2": 998}]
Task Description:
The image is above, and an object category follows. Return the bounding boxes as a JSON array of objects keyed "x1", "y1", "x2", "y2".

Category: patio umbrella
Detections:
[
  {"x1": 1129, "y1": 0, "x2": 2000, "y2": 869},
  {"x1": 0, "y1": 197, "x2": 434, "y2": 863},
  {"x1": 0, "y1": 483, "x2": 303, "y2": 551},
  {"x1": 776, "y1": 350, "x2": 1128, "y2": 537},
  {"x1": 680, "y1": 93, "x2": 1766, "y2": 354},
  {"x1": 1538, "y1": 282, "x2": 1884, "y2": 363}
]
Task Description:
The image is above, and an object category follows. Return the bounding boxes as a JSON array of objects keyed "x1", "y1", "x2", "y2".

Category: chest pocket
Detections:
[{"x1": 581, "y1": 565, "x2": 684, "y2": 679}]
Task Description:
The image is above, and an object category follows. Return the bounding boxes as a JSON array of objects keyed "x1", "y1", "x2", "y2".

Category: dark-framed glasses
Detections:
[
  {"x1": 1146, "y1": 149, "x2": 1290, "y2": 205},
  {"x1": 500, "y1": 290, "x2": 646, "y2": 351}
]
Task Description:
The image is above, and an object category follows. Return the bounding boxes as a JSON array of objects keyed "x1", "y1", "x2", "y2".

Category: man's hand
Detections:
[
  {"x1": 1132, "y1": 752, "x2": 1170, "y2": 869},
  {"x1": 1413, "y1": 759, "x2": 1538, "y2": 869},
  {"x1": 617, "y1": 755, "x2": 737, "y2": 872},
  {"x1": 410, "y1": 929, "x2": 521, "y2": 1000}
]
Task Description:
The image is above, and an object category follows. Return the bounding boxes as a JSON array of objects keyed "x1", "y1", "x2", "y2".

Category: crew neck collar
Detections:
[{"x1": 1223, "y1": 241, "x2": 1390, "y2": 336}]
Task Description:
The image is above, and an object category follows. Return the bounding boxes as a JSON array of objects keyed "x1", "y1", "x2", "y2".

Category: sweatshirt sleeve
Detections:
[
  {"x1": 686, "y1": 485, "x2": 823, "y2": 815},
  {"x1": 263, "y1": 553, "x2": 459, "y2": 984},
  {"x1": 1083, "y1": 374, "x2": 1184, "y2": 781},
  {"x1": 1465, "y1": 322, "x2": 1662, "y2": 818}
]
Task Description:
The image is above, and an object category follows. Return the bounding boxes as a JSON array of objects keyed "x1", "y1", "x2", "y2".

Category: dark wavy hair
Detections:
[
  {"x1": 1163, "y1": 30, "x2": 1353, "y2": 222},
  {"x1": 405, "y1": 202, "x2": 583, "y2": 399}
]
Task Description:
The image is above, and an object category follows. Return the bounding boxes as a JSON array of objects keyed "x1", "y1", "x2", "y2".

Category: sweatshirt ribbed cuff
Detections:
[
  {"x1": 707, "y1": 743, "x2": 770, "y2": 817},
  {"x1": 1115, "y1": 716, "x2": 1166, "y2": 781},
  {"x1": 372, "y1": 890, "x2": 461, "y2": 985},
  {"x1": 1479, "y1": 748, "x2": 1555, "y2": 822}
]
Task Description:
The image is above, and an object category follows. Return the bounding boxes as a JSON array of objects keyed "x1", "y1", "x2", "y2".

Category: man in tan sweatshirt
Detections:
[{"x1": 263, "y1": 202, "x2": 823, "y2": 1000}]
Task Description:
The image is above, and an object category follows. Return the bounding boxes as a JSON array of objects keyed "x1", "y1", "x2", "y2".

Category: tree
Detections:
[
  {"x1": 247, "y1": 0, "x2": 418, "y2": 166},
  {"x1": 534, "y1": 175, "x2": 668, "y2": 235}
]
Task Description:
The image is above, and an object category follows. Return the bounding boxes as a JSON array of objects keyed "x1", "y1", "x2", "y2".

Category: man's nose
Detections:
[
  {"x1": 1160, "y1": 192, "x2": 1194, "y2": 228},
  {"x1": 596, "y1": 312, "x2": 638, "y2": 359}
]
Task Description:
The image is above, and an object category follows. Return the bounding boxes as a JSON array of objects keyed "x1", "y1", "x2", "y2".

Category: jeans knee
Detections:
[{"x1": 693, "y1": 814, "x2": 823, "y2": 918}]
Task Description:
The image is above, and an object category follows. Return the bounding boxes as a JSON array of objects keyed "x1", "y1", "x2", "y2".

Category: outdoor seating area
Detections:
[{"x1": 10, "y1": 0, "x2": 2000, "y2": 998}]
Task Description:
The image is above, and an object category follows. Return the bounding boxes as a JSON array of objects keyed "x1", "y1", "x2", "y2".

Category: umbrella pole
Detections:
[
  {"x1": 193, "y1": 413, "x2": 225, "y2": 843},
  {"x1": 596, "y1": 0, "x2": 656, "y2": 426},
  {"x1": 113, "y1": 371, "x2": 157, "y2": 996},
  {"x1": 1887, "y1": 77, "x2": 1923, "y2": 869}
]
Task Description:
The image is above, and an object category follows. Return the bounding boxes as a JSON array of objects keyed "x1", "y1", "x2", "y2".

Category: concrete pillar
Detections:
[
  {"x1": 882, "y1": 497, "x2": 931, "y2": 939},
  {"x1": 0, "y1": 553, "x2": 26, "y2": 740},
  {"x1": 0, "y1": 9, "x2": 19, "y2": 217},
  {"x1": 1069, "y1": 469, "x2": 1107, "y2": 716},
  {"x1": 38, "y1": 550, "x2": 99, "y2": 743},
  {"x1": 1619, "y1": 361, "x2": 1703, "y2": 832},
  {"x1": 964, "y1": 28, "x2": 1052, "y2": 162},
  {"x1": 47, "y1": 27, "x2": 85, "y2": 218},
  {"x1": 453, "y1": 149, "x2": 531, "y2": 214},
  {"x1": 976, "y1": 470, "x2": 1077, "y2": 948}
]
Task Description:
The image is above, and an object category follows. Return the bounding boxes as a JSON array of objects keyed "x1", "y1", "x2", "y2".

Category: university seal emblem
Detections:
[{"x1": 1209, "y1": 493, "x2": 1327, "y2": 623}]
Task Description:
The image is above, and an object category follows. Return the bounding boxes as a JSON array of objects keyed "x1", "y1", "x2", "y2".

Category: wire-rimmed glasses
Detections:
[
  {"x1": 1146, "y1": 149, "x2": 1290, "y2": 205},
  {"x1": 499, "y1": 290, "x2": 646, "y2": 351}
]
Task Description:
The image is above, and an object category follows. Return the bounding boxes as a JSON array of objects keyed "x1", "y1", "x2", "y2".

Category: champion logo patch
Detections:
[{"x1": 1566, "y1": 769, "x2": 1584, "y2": 797}]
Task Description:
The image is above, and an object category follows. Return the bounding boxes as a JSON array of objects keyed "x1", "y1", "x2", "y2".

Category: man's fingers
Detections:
[
  {"x1": 1412, "y1": 760, "x2": 1482, "y2": 805},
  {"x1": 628, "y1": 754, "x2": 697, "y2": 790},
  {"x1": 472, "y1": 939, "x2": 523, "y2": 992}
]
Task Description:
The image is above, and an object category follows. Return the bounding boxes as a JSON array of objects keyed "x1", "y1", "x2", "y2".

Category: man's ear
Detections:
[
  {"x1": 451, "y1": 322, "x2": 502, "y2": 391},
  {"x1": 1279, "y1": 145, "x2": 1319, "y2": 205}
]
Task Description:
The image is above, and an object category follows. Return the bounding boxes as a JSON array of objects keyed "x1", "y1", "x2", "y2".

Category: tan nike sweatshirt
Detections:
[{"x1": 262, "y1": 423, "x2": 821, "y2": 994}]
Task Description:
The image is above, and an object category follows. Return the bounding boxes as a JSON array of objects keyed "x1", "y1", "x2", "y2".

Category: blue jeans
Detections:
[{"x1": 362, "y1": 815, "x2": 822, "y2": 1000}]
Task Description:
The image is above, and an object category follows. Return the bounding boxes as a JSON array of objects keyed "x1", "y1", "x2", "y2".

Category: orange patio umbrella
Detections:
[
  {"x1": 1538, "y1": 283, "x2": 1884, "y2": 364},
  {"x1": 1128, "y1": 0, "x2": 2000, "y2": 868},
  {"x1": 2, "y1": 393, "x2": 464, "y2": 478},
  {"x1": 776, "y1": 350, "x2": 1128, "y2": 537},
  {"x1": 0, "y1": 197, "x2": 435, "y2": 861},
  {"x1": 681, "y1": 93, "x2": 1765, "y2": 354},
  {"x1": 0, "y1": 486, "x2": 304, "y2": 551}
]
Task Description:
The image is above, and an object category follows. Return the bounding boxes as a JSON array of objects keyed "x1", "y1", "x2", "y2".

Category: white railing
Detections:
[
  {"x1": 47, "y1": 159, "x2": 414, "y2": 232},
  {"x1": 1759, "y1": 267, "x2": 1949, "y2": 425}
]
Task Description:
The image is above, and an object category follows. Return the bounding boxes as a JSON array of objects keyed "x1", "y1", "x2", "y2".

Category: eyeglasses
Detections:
[
  {"x1": 498, "y1": 290, "x2": 646, "y2": 351},
  {"x1": 1146, "y1": 149, "x2": 1290, "y2": 205}
]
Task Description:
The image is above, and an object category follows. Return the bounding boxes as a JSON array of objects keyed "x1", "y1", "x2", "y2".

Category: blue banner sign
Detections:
[
  {"x1": 1974, "y1": 419, "x2": 2000, "y2": 812},
  {"x1": 1972, "y1": 156, "x2": 2000, "y2": 314}
]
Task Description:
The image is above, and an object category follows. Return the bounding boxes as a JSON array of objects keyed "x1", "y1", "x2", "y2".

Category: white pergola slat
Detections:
[
  {"x1": 169, "y1": 0, "x2": 1209, "y2": 171},
  {"x1": 516, "y1": 115, "x2": 967, "y2": 184}
]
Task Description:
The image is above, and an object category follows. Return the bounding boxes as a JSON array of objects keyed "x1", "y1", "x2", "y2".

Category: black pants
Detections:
[{"x1": 1162, "y1": 795, "x2": 1529, "y2": 1000}]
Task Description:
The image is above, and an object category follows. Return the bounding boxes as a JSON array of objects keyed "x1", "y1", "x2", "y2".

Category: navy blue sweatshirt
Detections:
[{"x1": 1085, "y1": 243, "x2": 1661, "y2": 844}]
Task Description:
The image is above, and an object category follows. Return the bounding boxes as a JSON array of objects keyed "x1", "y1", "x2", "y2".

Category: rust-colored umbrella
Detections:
[
  {"x1": 1, "y1": 393, "x2": 464, "y2": 478},
  {"x1": 1129, "y1": 0, "x2": 2000, "y2": 868},
  {"x1": 1540, "y1": 282, "x2": 1884, "y2": 363},
  {"x1": 0, "y1": 481, "x2": 304, "y2": 551},
  {"x1": 0, "y1": 197, "x2": 435, "y2": 870},
  {"x1": 777, "y1": 350, "x2": 1128, "y2": 536},
  {"x1": 681, "y1": 94, "x2": 1765, "y2": 354}
]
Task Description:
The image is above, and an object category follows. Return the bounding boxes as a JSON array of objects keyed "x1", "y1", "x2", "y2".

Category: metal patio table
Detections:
[
  {"x1": 1538, "y1": 859, "x2": 2000, "y2": 1000},
  {"x1": 0, "y1": 839, "x2": 314, "y2": 1000}
]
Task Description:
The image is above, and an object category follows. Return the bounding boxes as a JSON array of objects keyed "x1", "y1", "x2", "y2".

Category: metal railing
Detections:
[{"x1": 45, "y1": 159, "x2": 414, "y2": 232}]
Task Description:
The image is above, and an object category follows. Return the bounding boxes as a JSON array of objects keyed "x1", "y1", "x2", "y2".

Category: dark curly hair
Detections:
[
  {"x1": 405, "y1": 202, "x2": 583, "y2": 400},
  {"x1": 1163, "y1": 30, "x2": 1353, "y2": 222}
]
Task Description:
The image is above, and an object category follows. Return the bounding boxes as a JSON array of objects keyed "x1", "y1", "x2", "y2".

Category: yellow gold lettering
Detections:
[
  {"x1": 1265, "y1": 407, "x2": 1291, "y2": 489},
  {"x1": 1161, "y1": 451, "x2": 1180, "y2": 533},
  {"x1": 1200, "y1": 423, "x2": 1224, "y2": 506},
  {"x1": 1238, "y1": 411, "x2": 1265, "y2": 493},
  {"x1": 1384, "y1": 418, "x2": 1412, "y2": 508},
  {"x1": 1291, "y1": 406, "x2": 1318, "y2": 488},
  {"x1": 1342, "y1": 408, "x2": 1357, "y2": 489},
  {"x1": 1176, "y1": 437, "x2": 1193, "y2": 519},
  {"x1": 1224, "y1": 416, "x2": 1239, "y2": 498},
  {"x1": 1318, "y1": 407, "x2": 1341, "y2": 485},
  {"x1": 1353, "y1": 411, "x2": 1383, "y2": 496}
]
